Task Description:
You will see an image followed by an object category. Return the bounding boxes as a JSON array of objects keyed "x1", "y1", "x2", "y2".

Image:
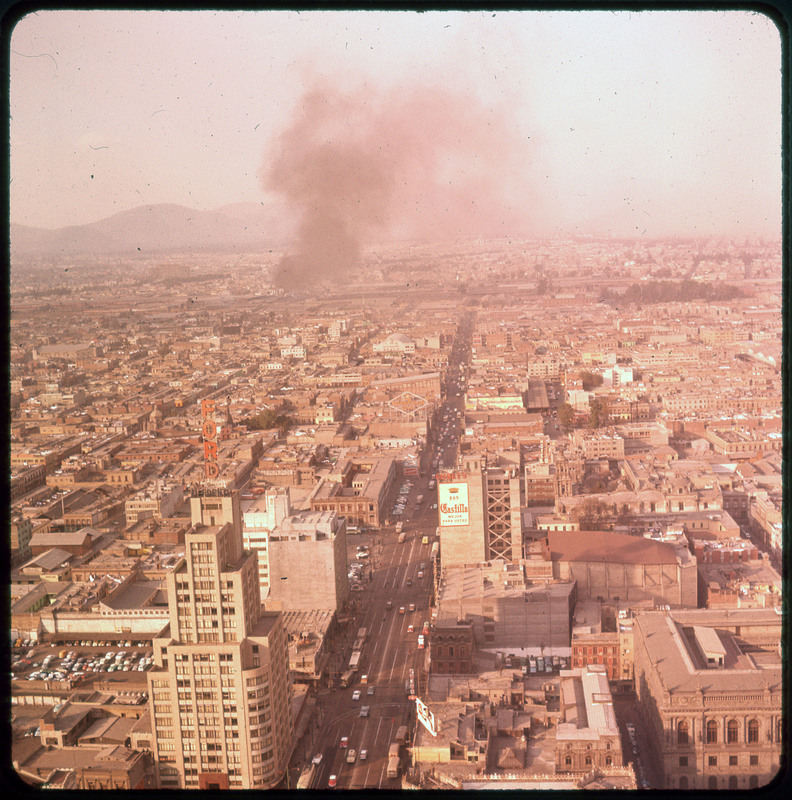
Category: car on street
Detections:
[
  {"x1": 360, "y1": 749, "x2": 368, "y2": 761},
  {"x1": 367, "y1": 686, "x2": 375, "y2": 695},
  {"x1": 407, "y1": 623, "x2": 414, "y2": 633},
  {"x1": 340, "y1": 736, "x2": 348, "y2": 748},
  {"x1": 352, "y1": 690, "x2": 361, "y2": 700},
  {"x1": 346, "y1": 749, "x2": 357, "y2": 764},
  {"x1": 328, "y1": 775, "x2": 337, "y2": 788},
  {"x1": 359, "y1": 705, "x2": 370, "y2": 717},
  {"x1": 312, "y1": 754, "x2": 323, "y2": 765}
]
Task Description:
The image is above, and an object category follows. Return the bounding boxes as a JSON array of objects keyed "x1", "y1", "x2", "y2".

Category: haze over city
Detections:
[
  {"x1": 7, "y1": 7, "x2": 784, "y2": 795},
  {"x1": 10, "y1": 9, "x2": 782, "y2": 243}
]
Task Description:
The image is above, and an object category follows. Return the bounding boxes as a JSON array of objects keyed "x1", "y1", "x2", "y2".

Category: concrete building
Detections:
[
  {"x1": 555, "y1": 665, "x2": 623, "y2": 773},
  {"x1": 632, "y1": 607, "x2": 782, "y2": 790},
  {"x1": 125, "y1": 481, "x2": 184, "y2": 525},
  {"x1": 147, "y1": 489, "x2": 293, "y2": 790},
  {"x1": 242, "y1": 487, "x2": 349, "y2": 610},
  {"x1": 434, "y1": 562, "x2": 574, "y2": 658},
  {"x1": 10, "y1": 511, "x2": 33, "y2": 566},
  {"x1": 266, "y1": 510, "x2": 348, "y2": 613},
  {"x1": 310, "y1": 455, "x2": 397, "y2": 528},
  {"x1": 242, "y1": 487, "x2": 291, "y2": 600},
  {"x1": 546, "y1": 529, "x2": 698, "y2": 608},
  {"x1": 438, "y1": 454, "x2": 523, "y2": 568}
]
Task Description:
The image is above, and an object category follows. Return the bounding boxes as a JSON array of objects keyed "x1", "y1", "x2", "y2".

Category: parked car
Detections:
[
  {"x1": 360, "y1": 749, "x2": 368, "y2": 761},
  {"x1": 339, "y1": 736, "x2": 348, "y2": 749},
  {"x1": 359, "y1": 706, "x2": 370, "y2": 717},
  {"x1": 352, "y1": 690, "x2": 361, "y2": 700}
]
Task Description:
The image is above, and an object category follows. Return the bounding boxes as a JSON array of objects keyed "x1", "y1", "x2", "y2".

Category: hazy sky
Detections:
[{"x1": 9, "y1": 9, "x2": 782, "y2": 239}]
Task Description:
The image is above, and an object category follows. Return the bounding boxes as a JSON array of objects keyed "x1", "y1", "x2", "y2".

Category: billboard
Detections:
[
  {"x1": 415, "y1": 697, "x2": 437, "y2": 737},
  {"x1": 438, "y1": 482, "x2": 469, "y2": 527}
]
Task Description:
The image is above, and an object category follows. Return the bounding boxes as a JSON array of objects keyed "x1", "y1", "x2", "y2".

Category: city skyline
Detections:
[{"x1": 9, "y1": 9, "x2": 782, "y2": 239}]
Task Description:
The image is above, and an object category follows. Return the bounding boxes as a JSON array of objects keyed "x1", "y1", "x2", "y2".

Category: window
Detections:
[
  {"x1": 706, "y1": 720, "x2": 718, "y2": 744},
  {"x1": 565, "y1": 756, "x2": 572, "y2": 766},
  {"x1": 679, "y1": 776, "x2": 688, "y2": 790},
  {"x1": 678, "y1": 720, "x2": 690, "y2": 745},
  {"x1": 679, "y1": 756, "x2": 688, "y2": 767},
  {"x1": 727, "y1": 719, "x2": 739, "y2": 743},
  {"x1": 709, "y1": 756, "x2": 717, "y2": 767},
  {"x1": 585, "y1": 756, "x2": 592, "y2": 766},
  {"x1": 750, "y1": 755, "x2": 759, "y2": 766},
  {"x1": 730, "y1": 756, "x2": 738, "y2": 766},
  {"x1": 748, "y1": 720, "x2": 759, "y2": 744}
]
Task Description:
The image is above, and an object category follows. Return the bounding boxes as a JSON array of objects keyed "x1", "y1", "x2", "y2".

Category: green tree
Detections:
[
  {"x1": 588, "y1": 397, "x2": 609, "y2": 429},
  {"x1": 573, "y1": 498, "x2": 613, "y2": 531},
  {"x1": 557, "y1": 402, "x2": 576, "y2": 427},
  {"x1": 579, "y1": 370, "x2": 603, "y2": 392}
]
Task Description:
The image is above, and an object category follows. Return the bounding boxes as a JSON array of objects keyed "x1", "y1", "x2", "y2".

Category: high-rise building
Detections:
[
  {"x1": 242, "y1": 487, "x2": 349, "y2": 611},
  {"x1": 438, "y1": 453, "x2": 522, "y2": 567},
  {"x1": 242, "y1": 487, "x2": 291, "y2": 601},
  {"x1": 147, "y1": 489, "x2": 293, "y2": 790}
]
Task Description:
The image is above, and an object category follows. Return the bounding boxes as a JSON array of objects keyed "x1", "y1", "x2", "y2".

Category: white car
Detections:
[
  {"x1": 312, "y1": 753, "x2": 323, "y2": 765},
  {"x1": 352, "y1": 690, "x2": 361, "y2": 700},
  {"x1": 360, "y1": 749, "x2": 368, "y2": 761}
]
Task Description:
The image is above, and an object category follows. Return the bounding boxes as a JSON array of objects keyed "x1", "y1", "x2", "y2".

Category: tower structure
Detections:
[
  {"x1": 438, "y1": 453, "x2": 522, "y2": 567},
  {"x1": 147, "y1": 487, "x2": 293, "y2": 789}
]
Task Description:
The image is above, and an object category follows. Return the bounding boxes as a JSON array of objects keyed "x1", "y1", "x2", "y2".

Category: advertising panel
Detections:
[
  {"x1": 438, "y1": 482, "x2": 469, "y2": 527},
  {"x1": 415, "y1": 697, "x2": 437, "y2": 737}
]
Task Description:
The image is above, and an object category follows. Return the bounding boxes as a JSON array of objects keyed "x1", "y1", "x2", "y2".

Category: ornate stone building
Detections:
[{"x1": 632, "y1": 608, "x2": 782, "y2": 790}]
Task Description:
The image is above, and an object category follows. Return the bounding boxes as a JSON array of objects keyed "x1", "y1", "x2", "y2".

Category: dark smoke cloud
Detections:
[{"x1": 261, "y1": 83, "x2": 533, "y2": 289}]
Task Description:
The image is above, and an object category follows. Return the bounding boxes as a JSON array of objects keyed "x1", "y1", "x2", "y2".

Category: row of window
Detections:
[
  {"x1": 679, "y1": 718, "x2": 767, "y2": 745},
  {"x1": 679, "y1": 754, "x2": 760, "y2": 768},
  {"x1": 564, "y1": 755, "x2": 613, "y2": 766}
]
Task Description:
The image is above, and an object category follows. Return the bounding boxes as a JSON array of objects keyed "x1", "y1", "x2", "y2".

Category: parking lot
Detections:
[{"x1": 10, "y1": 638, "x2": 155, "y2": 685}]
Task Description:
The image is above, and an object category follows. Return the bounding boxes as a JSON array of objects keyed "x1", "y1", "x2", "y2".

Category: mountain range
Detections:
[{"x1": 10, "y1": 201, "x2": 297, "y2": 259}]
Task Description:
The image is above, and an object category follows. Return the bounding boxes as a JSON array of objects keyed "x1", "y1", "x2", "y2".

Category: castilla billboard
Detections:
[{"x1": 438, "y1": 482, "x2": 469, "y2": 527}]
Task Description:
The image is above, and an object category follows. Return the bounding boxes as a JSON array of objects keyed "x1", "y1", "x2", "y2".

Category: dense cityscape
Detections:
[{"x1": 7, "y1": 234, "x2": 783, "y2": 790}]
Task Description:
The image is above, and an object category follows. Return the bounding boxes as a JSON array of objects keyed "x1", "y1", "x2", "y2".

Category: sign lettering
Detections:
[{"x1": 437, "y1": 482, "x2": 469, "y2": 527}]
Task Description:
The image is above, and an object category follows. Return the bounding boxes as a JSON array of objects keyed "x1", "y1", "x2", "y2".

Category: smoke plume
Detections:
[{"x1": 261, "y1": 83, "x2": 531, "y2": 289}]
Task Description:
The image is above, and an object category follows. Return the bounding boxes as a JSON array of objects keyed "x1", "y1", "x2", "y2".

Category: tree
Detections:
[
  {"x1": 588, "y1": 397, "x2": 609, "y2": 429},
  {"x1": 573, "y1": 498, "x2": 613, "y2": 531},
  {"x1": 579, "y1": 370, "x2": 603, "y2": 392},
  {"x1": 557, "y1": 402, "x2": 576, "y2": 428}
]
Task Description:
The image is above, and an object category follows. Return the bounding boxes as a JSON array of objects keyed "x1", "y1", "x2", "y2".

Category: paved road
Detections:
[
  {"x1": 305, "y1": 313, "x2": 474, "y2": 790},
  {"x1": 307, "y1": 516, "x2": 436, "y2": 789}
]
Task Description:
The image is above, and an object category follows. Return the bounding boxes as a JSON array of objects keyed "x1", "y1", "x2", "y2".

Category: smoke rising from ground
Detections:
[{"x1": 261, "y1": 83, "x2": 532, "y2": 289}]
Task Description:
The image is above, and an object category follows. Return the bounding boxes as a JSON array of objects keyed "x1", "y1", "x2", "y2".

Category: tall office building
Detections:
[
  {"x1": 147, "y1": 489, "x2": 293, "y2": 790},
  {"x1": 242, "y1": 486, "x2": 349, "y2": 611},
  {"x1": 438, "y1": 453, "x2": 522, "y2": 567}
]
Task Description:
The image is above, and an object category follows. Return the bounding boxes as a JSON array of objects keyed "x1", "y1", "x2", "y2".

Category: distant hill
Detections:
[{"x1": 10, "y1": 201, "x2": 296, "y2": 259}]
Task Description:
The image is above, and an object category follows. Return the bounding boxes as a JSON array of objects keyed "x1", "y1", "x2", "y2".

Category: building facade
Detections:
[
  {"x1": 147, "y1": 490, "x2": 293, "y2": 790},
  {"x1": 632, "y1": 608, "x2": 782, "y2": 790},
  {"x1": 438, "y1": 454, "x2": 523, "y2": 568}
]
